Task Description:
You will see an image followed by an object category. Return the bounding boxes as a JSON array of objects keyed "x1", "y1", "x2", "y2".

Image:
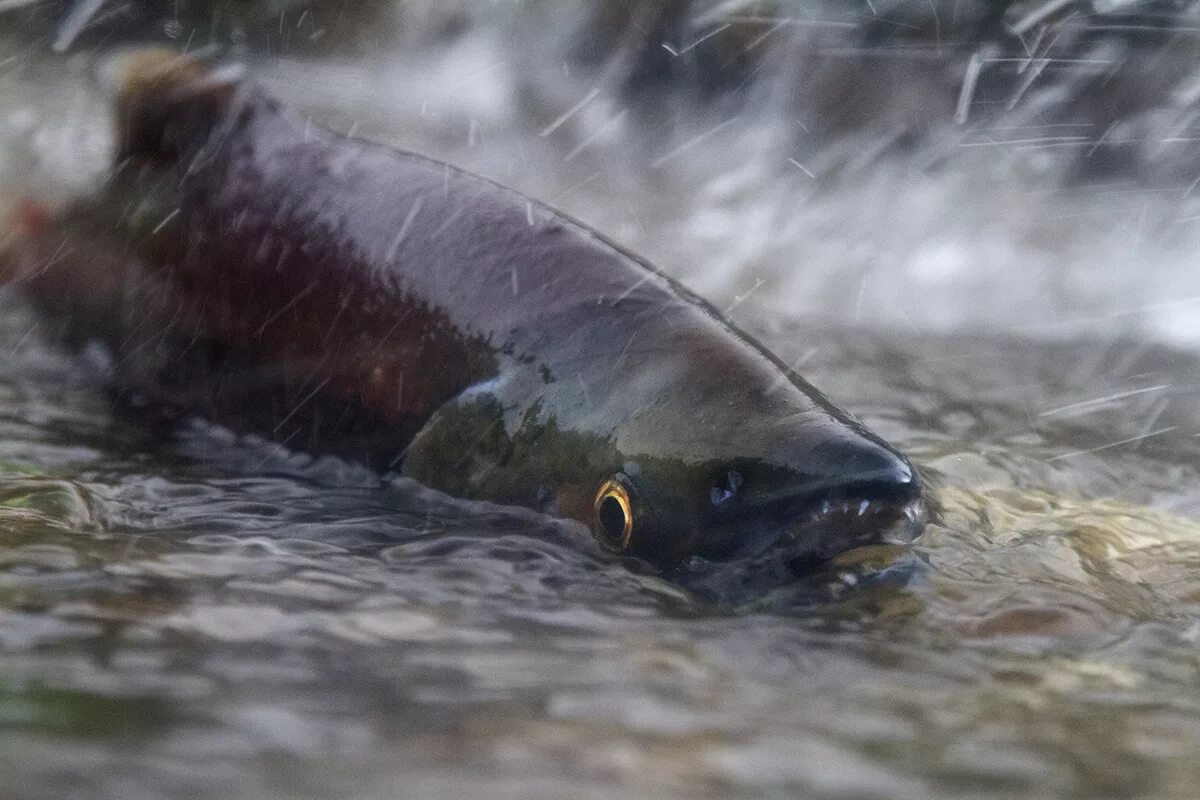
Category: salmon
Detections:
[{"x1": 0, "y1": 50, "x2": 923, "y2": 576}]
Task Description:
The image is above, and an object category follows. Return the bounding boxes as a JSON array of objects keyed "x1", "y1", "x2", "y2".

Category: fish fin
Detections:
[{"x1": 115, "y1": 48, "x2": 244, "y2": 162}]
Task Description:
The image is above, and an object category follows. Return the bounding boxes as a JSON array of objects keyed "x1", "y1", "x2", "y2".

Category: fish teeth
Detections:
[{"x1": 812, "y1": 498, "x2": 883, "y2": 520}]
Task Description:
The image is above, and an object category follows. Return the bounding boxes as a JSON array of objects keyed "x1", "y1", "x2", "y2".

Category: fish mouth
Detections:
[
  {"x1": 669, "y1": 470, "x2": 926, "y2": 603},
  {"x1": 787, "y1": 492, "x2": 926, "y2": 564},
  {"x1": 710, "y1": 452, "x2": 926, "y2": 567}
]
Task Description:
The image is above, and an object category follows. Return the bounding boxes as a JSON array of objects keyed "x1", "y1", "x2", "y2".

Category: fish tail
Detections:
[{"x1": 115, "y1": 48, "x2": 243, "y2": 162}]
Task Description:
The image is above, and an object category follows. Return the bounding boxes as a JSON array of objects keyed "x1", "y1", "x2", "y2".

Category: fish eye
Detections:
[{"x1": 593, "y1": 477, "x2": 634, "y2": 550}]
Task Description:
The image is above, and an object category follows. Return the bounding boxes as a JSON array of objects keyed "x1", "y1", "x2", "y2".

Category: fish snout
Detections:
[
  {"x1": 711, "y1": 437, "x2": 924, "y2": 568},
  {"x1": 813, "y1": 436, "x2": 922, "y2": 516},
  {"x1": 789, "y1": 436, "x2": 923, "y2": 559},
  {"x1": 671, "y1": 442, "x2": 924, "y2": 600}
]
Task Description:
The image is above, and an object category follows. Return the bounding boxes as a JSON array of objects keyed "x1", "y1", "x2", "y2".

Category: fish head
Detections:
[
  {"x1": 584, "y1": 411, "x2": 923, "y2": 575},
  {"x1": 543, "y1": 308, "x2": 925, "y2": 579}
]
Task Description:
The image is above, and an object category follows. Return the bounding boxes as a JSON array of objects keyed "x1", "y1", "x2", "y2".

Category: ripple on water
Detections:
[
  {"x1": 5, "y1": 22, "x2": 1200, "y2": 798},
  {"x1": 0, "y1": 318, "x2": 1198, "y2": 798}
]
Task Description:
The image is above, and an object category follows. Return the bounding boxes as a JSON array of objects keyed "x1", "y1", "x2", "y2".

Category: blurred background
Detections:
[
  {"x1": 4, "y1": 0, "x2": 1200, "y2": 343},
  {"x1": 2, "y1": 2, "x2": 1200, "y2": 799}
]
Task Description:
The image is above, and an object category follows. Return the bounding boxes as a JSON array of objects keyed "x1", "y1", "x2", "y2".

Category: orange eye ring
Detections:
[{"x1": 593, "y1": 478, "x2": 634, "y2": 551}]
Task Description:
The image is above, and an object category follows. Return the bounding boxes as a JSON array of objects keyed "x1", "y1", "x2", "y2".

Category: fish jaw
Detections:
[
  {"x1": 663, "y1": 460, "x2": 926, "y2": 600},
  {"x1": 622, "y1": 432, "x2": 924, "y2": 568},
  {"x1": 729, "y1": 431, "x2": 925, "y2": 563}
]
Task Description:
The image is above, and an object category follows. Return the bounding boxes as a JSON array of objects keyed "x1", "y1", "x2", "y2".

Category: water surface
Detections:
[{"x1": 2, "y1": 4, "x2": 1200, "y2": 798}]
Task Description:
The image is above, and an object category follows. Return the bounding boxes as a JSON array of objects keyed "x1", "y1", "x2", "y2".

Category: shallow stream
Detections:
[{"x1": 2, "y1": 3, "x2": 1200, "y2": 798}]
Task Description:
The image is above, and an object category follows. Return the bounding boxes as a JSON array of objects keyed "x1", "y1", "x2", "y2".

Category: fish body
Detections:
[{"x1": 2, "y1": 51, "x2": 922, "y2": 575}]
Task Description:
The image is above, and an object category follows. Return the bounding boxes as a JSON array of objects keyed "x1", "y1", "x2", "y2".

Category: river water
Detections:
[{"x1": 2, "y1": 2, "x2": 1200, "y2": 798}]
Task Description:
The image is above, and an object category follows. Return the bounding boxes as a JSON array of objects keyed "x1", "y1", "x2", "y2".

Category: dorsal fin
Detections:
[{"x1": 115, "y1": 48, "x2": 243, "y2": 162}]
